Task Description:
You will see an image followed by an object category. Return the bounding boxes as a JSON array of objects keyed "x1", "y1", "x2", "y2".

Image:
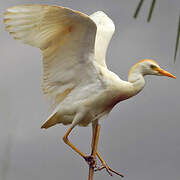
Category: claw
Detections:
[
  {"x1": 95, "y1": 165, "x2": 113, "y2": 176},
  {"x1": 95, "y1": 163, "x2": 124, "y2": 178},
  {"x1": 84, "y1": 155, "x2": 97, "y2": 168}
]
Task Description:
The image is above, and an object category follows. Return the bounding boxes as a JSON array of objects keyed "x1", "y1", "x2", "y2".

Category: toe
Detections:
[{"x1": 84, "y1": 155, "x2": 96, "y2": 167}]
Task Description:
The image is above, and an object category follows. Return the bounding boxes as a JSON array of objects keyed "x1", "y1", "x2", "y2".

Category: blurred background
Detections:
[{"x1": 0, "y1": 0, "x2": 180, "y2": 180}]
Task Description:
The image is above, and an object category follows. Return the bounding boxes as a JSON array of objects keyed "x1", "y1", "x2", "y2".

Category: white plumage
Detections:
[
  {"x1": 3, "y1": 4, "x2": 122, "y2": 128},
  {"x1": 3, "y1": 4, "x2": 176, "y2": 177}
]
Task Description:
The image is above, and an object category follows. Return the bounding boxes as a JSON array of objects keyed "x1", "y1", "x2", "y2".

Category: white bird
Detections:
[{"x1": 3, "y1": 4, "x2": 176, "y2": 177}]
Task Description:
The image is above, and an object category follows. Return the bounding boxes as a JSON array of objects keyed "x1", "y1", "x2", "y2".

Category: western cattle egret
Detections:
[{"x1": 3, "y1": 4, "x2": 176, "y2": 177}]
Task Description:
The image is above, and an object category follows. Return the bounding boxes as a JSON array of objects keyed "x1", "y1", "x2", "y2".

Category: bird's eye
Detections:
[{"x1": 150, "y1": 64, "x2": 157, "y2": 70}]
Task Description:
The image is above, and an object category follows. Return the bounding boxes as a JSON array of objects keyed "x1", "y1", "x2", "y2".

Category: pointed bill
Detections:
[{"x1": 157, "y1": 68, "x2": 176, "y2": 79}]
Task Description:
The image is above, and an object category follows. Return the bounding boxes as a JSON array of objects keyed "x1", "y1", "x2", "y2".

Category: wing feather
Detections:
[
  {"x1": 4, "y1": 5, "x2": 104, "y2": 107},
  {"x1": 90, "y1": 11, "x2": 115, "y2": 68}
]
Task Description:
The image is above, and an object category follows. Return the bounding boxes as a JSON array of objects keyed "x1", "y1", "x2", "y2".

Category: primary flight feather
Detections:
[{"x1": 3, "y1": 4, "x2": 176, "y2": 177}]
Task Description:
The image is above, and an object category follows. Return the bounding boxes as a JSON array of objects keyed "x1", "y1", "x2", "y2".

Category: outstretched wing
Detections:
[
  {"x1": 4, "y1": 5, "x2": 104, "y2": 107},
  {"x1": 90, "y1": 11, "x2": 115, "y2": 68}
]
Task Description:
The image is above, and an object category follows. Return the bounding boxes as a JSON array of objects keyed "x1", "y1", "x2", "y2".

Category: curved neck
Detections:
[{"x1": 128, "y1": 71, "x2": 145, "y2": 97}]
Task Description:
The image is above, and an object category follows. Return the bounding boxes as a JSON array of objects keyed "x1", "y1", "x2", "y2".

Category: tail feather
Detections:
[{"x1": 41, "y1": 112, "x2": 58, "y2": 129}]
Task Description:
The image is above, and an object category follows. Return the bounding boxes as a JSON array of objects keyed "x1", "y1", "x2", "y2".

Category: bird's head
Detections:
[{"x1": 128, "y1": 59, "x2": 176, "y2": 79}]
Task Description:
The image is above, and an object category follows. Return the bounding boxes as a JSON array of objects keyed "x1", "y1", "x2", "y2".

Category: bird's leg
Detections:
[
  {"x1": 95, "y1": 152, "x2": 124, "y2": 178},
  {"x1": 90, "y1": 122, "x2": 101, "y2": 164},
  {"x1": 91, "y1": 123, "x2": 124, "y2": 177},
  {"x1": 63, "y1": 127, "x2": 87, "y2": 159},
  {"x1": 63, "y1": 125, "x2": 98, "y2": 168},
  {"x1": 88, "y1": 121, "x2": 101, "y2": 180}
]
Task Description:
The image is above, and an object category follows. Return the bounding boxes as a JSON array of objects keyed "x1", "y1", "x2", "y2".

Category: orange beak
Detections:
[{"x1": 157, "y1": 67, "x2": 176, "y2": 79}]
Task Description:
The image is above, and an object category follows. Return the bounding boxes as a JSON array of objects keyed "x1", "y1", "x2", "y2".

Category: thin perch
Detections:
[{"x1": 88, "y1": 123, "x2": 101, "y2": 180}]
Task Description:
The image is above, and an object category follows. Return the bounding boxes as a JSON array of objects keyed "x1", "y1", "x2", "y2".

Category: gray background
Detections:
[{"x1": 0, "y1": 0, "x2": 180, "y2": 180}]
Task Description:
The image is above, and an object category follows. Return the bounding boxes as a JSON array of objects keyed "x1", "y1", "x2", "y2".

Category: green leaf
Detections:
[
  {"x1": 133, "y1": 1, "x2": 179, "y2": 63},
  {"x1": 147, "y1": 0, "x2": 156, "y2": 22},
  {"x1": 174, "y1": 13, "x2": 180, "y2": 62},
  {"x1": 133, "y1": 0, "x2": 144, "y2": 19}
]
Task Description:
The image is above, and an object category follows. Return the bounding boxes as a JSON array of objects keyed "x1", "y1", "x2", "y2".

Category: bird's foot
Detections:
[
  {"x1": 84, "y1": 155, "x2": 97, "y2": 168},
  {"x1": 95, "y1": 162, "x2": 124, "y2": 178}
]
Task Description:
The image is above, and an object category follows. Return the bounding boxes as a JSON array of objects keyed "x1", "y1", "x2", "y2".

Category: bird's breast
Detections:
[{"x1": 84, "y1": 86, "x2": 131, "y2": 119}]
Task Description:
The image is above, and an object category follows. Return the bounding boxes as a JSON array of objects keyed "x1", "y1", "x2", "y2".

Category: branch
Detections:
[{"x1": 88, "y1": 124, "x2": 100, "y2": 180}]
